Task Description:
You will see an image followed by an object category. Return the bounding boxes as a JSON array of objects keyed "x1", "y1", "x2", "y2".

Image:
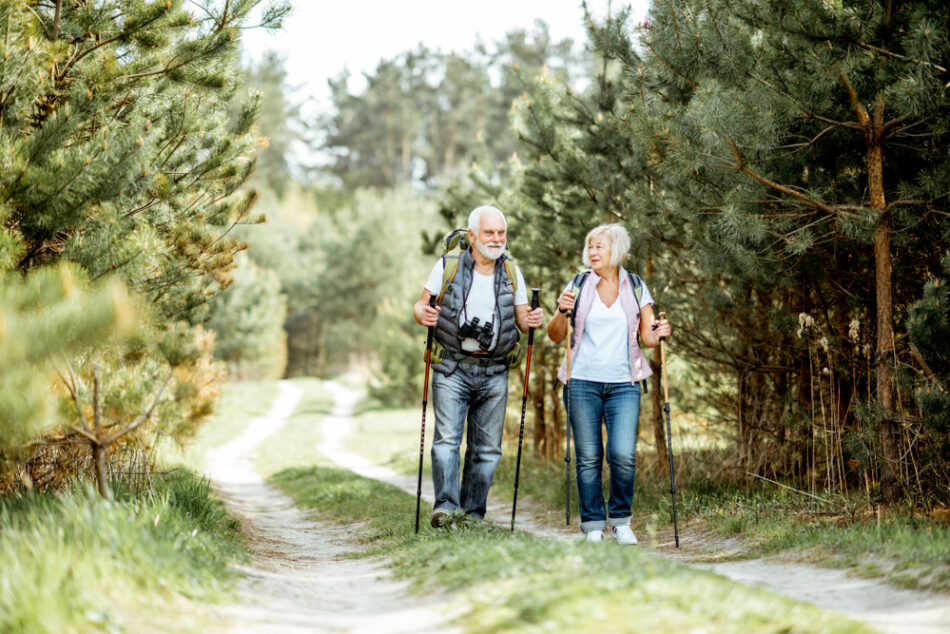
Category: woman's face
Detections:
[{"x1": 587, "y1": 236, "x2": 612, "y2": 273}]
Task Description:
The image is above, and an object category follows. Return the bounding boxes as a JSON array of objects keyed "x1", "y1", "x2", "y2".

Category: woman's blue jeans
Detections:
[
  {"x1": 431, "y1": 364, "x2": 509, "y2": 519},
  {"x1": 564, "y1": 379, "x2": 641, "y2": 533}
]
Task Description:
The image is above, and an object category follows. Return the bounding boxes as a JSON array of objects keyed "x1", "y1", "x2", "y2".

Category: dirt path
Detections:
[
  {"x1": 205, "y1": 381, "x2": 460, "y2": 634},
  {"x1": 318, "y1": 381, "x2": 574, "y2": 540},
  {"x1": 320, "y1": 381, "x2": 950, "y2": 634}
]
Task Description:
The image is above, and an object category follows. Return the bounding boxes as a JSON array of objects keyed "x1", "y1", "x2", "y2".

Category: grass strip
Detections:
[
  {"x1": 269, "y1": 464, "x2": 871, "y2": 633},
  {"x1": 253, "y1": 377, "x2": 334, "y2": 476},
  {"x1": 342, "y1": 398, "x2": 950, "y2": 594},
  {"x1": 0, "y1": 469, "x2": 244, "y2": 633},
  {"x1": 169, "y1": 379, "x2": 281, "y2": 470}
]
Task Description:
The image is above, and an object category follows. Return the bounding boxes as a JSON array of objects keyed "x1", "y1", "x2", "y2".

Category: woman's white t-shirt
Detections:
[
  {"x1": 425, "y1": 258, "x2": 527, "y2": 351},
  {"x1": 568, "y1": 279, "x2": 654, "y2": 383}
]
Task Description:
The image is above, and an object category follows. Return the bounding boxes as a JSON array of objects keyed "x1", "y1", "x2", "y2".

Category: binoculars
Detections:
[{"x1": 459, "y1": 317, "x2": 494, "y2": 351}]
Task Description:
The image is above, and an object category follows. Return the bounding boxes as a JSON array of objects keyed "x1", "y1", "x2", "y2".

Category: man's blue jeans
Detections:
[
  {"x1": 564, "y1": 379, "x2": 641, "y2": 533},
  {"x1": 431, "y1": 364, "x2": 509, "y2": 519}
]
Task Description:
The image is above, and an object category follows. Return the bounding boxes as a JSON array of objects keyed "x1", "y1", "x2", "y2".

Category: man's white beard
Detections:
[{"x1": 476, "y1": 238, "x2": 505, "y2": 260}]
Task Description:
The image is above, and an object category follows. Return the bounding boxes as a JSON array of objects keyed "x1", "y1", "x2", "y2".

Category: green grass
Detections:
[
  {"x1": 168, "y1": 379, "x2": 281, "y2": 470},
  {"x1": 0, "y1": 377, "x2": 289, "y2": 633},
  {"x1": 341, "y1": 392, "x2": 950, "y2": 595},
  {"x1": 253, "y1": 377, "x2": 334, "y2": 476},
  {"x1": 682, "y1": 489, "x2": 950, "y2": 592},
  {"x1": 269, "y1": 464, "x2": 872, "y2": 633},
  {"x1": 344, "y1": 403, "x2": 425, "y2": 474},
  {"x1": 0, "y1": 469, "x2": 245, "y2": 633}
]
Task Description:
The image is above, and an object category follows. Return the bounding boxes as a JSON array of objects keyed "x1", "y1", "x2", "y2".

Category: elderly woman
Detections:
[{"x1": 547, "y1": 223, "x2": 671, "y2": 544}]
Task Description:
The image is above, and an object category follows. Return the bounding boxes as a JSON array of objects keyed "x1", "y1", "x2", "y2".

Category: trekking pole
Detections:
[
  {"x1": 415, "y1": 295, "x2": 438, "y2": 534},
  {"x1": 654, "y1": 311, "x2": 680, "y2": 548},
  {"x1": 511, "y1": 288, "x2": 540, "y2": 532},
  {"x1": 564, "y1": 309, "x2": 573, "y2": 526}
]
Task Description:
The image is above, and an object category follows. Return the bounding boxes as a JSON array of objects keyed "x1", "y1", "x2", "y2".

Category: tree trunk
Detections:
[
  {"x1": 867, "y1": 94, "x2": 901, "y2": 503},
  {"x1": 93, "y1": 442, "x2": 112, "y2": 501},
  {"x1": 51, "y1": 0, "x2": 63, "y2": 41}
]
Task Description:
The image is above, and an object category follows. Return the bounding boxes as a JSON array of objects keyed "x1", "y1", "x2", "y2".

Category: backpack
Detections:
[{"x1": 436, "y1": 228, "x2": 518, "y2": 305}]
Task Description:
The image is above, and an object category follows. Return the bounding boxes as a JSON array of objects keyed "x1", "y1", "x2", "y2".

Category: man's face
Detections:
[{"x1": 470, "y1": 211, "x2": 506, "y2": 260}]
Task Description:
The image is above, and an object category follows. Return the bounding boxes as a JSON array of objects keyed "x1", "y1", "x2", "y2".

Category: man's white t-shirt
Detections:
[
  {"x1": 566, "y1": 277, "x2": 654, "y2": 383},
  {"x1": 425, "y1": 258, "x2": 528, "y2": 352}
]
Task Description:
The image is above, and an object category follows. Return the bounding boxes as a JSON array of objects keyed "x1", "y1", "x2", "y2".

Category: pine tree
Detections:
[
  {"x1": 631, "y1": 0, "x2": 950, "y2": 502},
  {"x1": 0, "y1": 0, "x2": 287, "y2": 491}
]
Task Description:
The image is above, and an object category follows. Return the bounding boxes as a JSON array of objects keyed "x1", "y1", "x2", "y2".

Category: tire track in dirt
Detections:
[
  {"x1": 320, "y1": 381, "x2": 950, "y2": 634},
  {"x1": 205, "y1": 380, "x2": 460, "y2": 634}
]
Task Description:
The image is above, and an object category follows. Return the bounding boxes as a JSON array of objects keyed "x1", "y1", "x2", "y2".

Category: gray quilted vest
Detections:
[{"x1": 433, "y1": 248, "x2": 520, "y2": 375}]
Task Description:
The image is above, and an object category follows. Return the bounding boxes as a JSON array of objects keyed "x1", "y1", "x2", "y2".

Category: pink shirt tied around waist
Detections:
[{"x1": 557, "y1": 267, "x2": 653, "y2": 386}]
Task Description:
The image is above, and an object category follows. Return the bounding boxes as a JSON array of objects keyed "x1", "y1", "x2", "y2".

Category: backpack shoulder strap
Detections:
[
  {"x1": 438, "y1": 254, "x2": 460, "y2": 305},
  {"x1": 569, "y1": 271, "x2": 590, "y2": 332},
  {"x1": 502, "y1": 257, "x2": 518, "y2": 299},
  {"x1": 628, "y1": 273, "x2": 643, "y2": 310}
]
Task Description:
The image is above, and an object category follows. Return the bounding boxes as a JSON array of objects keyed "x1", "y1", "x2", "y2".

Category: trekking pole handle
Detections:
[
  {"x1": 426, "y1": 295, "x2": 437, "y2": 345},
  {"x1": 652, "y1": 310, "x2": 667, "y2": 341},
  {"x1": 527, "y1": 288, "x2": 540, "y2": 345}
]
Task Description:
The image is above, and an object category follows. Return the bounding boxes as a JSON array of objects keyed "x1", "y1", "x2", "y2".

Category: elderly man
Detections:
[{"x1": 413, "y1": 205, "x2": 543, "y2": 527}]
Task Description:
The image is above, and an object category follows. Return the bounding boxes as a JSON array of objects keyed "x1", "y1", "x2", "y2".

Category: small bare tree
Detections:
[{"x1": 59, "y1": 364, "x2": 173, "y2": 500}]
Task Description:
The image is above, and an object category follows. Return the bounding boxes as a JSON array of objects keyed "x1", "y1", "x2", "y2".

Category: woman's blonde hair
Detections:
[{"x1": 582, "y1": 223, "x2": 630, "y2": 270}]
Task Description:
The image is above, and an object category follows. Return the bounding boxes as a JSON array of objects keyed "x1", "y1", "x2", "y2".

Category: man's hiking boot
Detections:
[
  {"x1": 430, "y1": 508, "x2": 452, "y2": 529},
  {"x1": 585, "y1": 529, "x2": 606, "y2": 542},
  {"x1": 611, "y1": 525, "x2": 638, "y2": 545}
]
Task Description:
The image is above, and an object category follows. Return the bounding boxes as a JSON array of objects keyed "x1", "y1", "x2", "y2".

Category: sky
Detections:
[{"x1": 242, "y1": 1, "x2": 651, "y2": 109}]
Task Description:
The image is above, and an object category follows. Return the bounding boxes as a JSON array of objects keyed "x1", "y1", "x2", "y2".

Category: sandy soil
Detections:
[{"x1": 204, "y1": 381, "x2": 461, "y2": 634}]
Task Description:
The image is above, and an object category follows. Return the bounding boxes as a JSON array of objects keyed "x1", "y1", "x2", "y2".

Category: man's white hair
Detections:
[
  {"x1": 582, "y1": 223, "x2": 631, "y2": 270},
  {"x1": 468, "y1": 205, "x2": 507, "y2": 233}
]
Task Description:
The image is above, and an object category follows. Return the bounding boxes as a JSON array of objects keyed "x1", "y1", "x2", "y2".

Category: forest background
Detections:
[{"x1": 2, "y1": 0, "x2": 949, "y2": 512}]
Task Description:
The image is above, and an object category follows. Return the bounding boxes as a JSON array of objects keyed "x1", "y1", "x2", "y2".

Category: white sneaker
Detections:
[
  {"x1": 585, "y1": 529, "x2": 605, "y2": 542},
  {"x1": 611, "y1": 525, "x2": 638, "y2": 545}
]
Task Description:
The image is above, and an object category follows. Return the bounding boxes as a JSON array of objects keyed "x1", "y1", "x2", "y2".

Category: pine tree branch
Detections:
[
  {"x1": 56, "y1": 362, "x2": 94, "y2": 435},
  {"x1": 91, "y1": 252, "x2": 142, "y2": 282},
  {"x1": 645, "y1": 39, "x2": 697, "y2": 92},
  {"x1": 889, "y1": 191, "x2": 950, "y2": 209},
  {"x1": 102, "y1": 370, "x2": 173, "y2": 446},
  {"x1": 746, "y1": 72, "x2": 862, "y2": 131},
  {"x1": 835, "y1": 63, "x2": 873, "y2": 134},
  {"x1": 908, "y1": 342, "x2": 945, "y2": 392},
  {"x1": 848, "y1": 38, "x2": 949, "y2": 76},
  {"x1": 68, "y1": 425, "x2": 99, "y2": 444},
  {"x1": 704, "y1": 0, "x2": 726, "y2": 48},
  {"x1": 0, "y1": 46, "x2": 37, "y2": 129},
  {"x1": 725, "y1": 137, "x2": 841, "y2": 217},
  {"x1": 51, "y1": 0, "x2": 62, "y2": 41},
  {"x1": 668, "y1": 0, "x2": 682, "y2": 51},
  {"x1": 187, "y1": 0, "x2": 218, "y2": 26},
  {"x1": 122, "y1": 197, "x2": 160, "y2": 219},
  {"x1": 773, "y1": 125, "x2": 836, "y2": 159},
  {"x1": 24, "y1": 5, "x2": 51, "y2": 41},
  {"x1": 57, "y1": 28, "x2": 139, "y2": 82},
  {"x1": 92, "y1": 365, "x2": 101, "y2": 436}
]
